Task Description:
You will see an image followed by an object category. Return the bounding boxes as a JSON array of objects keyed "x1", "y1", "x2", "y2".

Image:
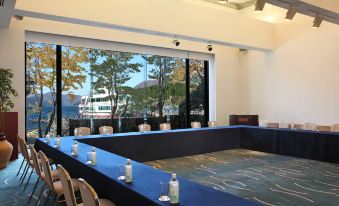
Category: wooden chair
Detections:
[
  {"x1": 57, "y1": 165, "x2": 79, "y2": 206},
  {"x1": 78, "y1": 178, "x2": 116, "y2": 206},
  {"x1": 191, "y1": 121, "x2": 201, "y2": 128},
  {"x1": 17, "y1": 137, "x2": 33, "y2": 186},
  {"x1": 36, "y1": 151, "x2": 79, "y2": 206},
  {"x1": 75, "y1": 127, "x2": 91, "y2": 136},
  {"x1": 317, "y1": 125, "x2": 331, "y2": 132},
  {"x1": 159, "y1": 123, "x2": 171, "y2": 131},
  {"x1": 208, "y1": 121, "x2": 218, "y2": 127},
  {"x1": 28, "y1": 145, "x2": 59, "y2": 203},
  {"x1": 138, "y1": 124, "x2": 151, "y2": 132},
  {"x1": 266, "y1": 122, "x2": 279, "y2": 128},
  {"x1": 331, "y1": 124, "x2": 339, "y2": 132},
  {"x1": 304, "y1": 123, "x2": 317, "y2": 131},
  {"x1": 279, "y1": 122, "x2": 290, "y2": 129},
  {"x1": 16, "y1": 135, "x2": 26, "y2": 177},
  {"x1": 99, "y1": 126, "x2": 113, "y2": 135},
  {"x1": 292, "y1": 123, "x2": 305, "y2": 130}
]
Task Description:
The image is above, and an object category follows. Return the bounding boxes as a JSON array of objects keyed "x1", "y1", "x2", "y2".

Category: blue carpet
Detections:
[
  {"x1": 146, "y1": 149, "x2": 339, "y2": 206},
  {"x1": 0, "y1": 155, "x2": 56, "y2": 206}
]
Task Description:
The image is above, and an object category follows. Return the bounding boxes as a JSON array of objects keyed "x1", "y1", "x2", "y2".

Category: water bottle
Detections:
[
  {"x1": 91, "y1": 147, "x2": 96, "y2": 165},
  {"x1": 72, "y1": 140, "x2": 78, "y2": 156},
  {"x1": 169, "y1": 173, "x2": 179, "y2": 204},
  {"x1": 125, "y1": 159, "x2": 133, "y2": 183},
  {"x1": 55, "y1": 135, "x2": 61, "y2": 148},
  {"x1": 45, "y1": 134, "x2": 51, "y2": 143}
]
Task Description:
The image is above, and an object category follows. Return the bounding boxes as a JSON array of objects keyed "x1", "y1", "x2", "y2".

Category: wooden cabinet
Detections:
[
  {"x1": 229, "y1": 114, "x2": 258, "y2": 126},
  {"x1": 1, "y1": 112, "x2": 18, "y2": 160}
]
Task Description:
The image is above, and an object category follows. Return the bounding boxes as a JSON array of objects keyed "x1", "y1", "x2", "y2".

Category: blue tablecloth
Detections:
[{"x1": 35, "y1": 135, "x2": 259, "y2": 206}]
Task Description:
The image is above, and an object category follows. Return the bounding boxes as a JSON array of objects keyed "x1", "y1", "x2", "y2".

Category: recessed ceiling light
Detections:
[{"x1": 218, "y1": 0, "x2": 227, "y2": 4}]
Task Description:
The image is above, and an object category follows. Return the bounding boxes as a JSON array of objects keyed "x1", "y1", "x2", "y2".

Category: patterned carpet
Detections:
[
  {"x1": 145, "y1": 149, "x2": 339, "y2": 206},
  {"x1": 0, "y1": 155, "x2": 57, "y2": 206}
]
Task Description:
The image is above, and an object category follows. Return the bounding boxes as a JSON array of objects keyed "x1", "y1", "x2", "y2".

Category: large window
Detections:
[{"x1": 26, "y1": 42, "x2": 209, "y2": 138}]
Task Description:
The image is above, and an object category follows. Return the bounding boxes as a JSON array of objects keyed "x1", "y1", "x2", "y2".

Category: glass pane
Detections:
[
  {"x1": 146, "y1": 55, "x2": 186, "y2": 130},
  {"x1": 26, "y1": 42, "x2": 56, "y2": 139},
  {"x1": 61, "y1": 46, "x2": 91, "y2": 136},
  {"x1": 189, "y1": 59, "x2": 206, "y2": 126}
]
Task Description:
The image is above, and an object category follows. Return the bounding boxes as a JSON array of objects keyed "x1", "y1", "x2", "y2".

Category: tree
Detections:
[
  {"x1": 26, "y1": 43, "x2": 88, "y2": 138},
  {"x1": 89, "y1": 50, "x2": 141, "y2": 125},
  {"x1": 145, "y1": 56, "x2": 179, "y2": 117},
  {"x1": 0, "y1": 68, "x2": 18, "y2": 133}
]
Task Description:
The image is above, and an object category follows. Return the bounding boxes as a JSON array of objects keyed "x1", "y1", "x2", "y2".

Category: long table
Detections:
[
  {"x1": 35, "y1": 130, "x2": 258, "y2": 206},
  {"x1": 34, "y1": 126, "x2": 339, "y2": 205}
]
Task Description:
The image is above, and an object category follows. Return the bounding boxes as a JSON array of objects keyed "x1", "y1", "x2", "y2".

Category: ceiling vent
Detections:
[{"x1": 0, "y1": 0, "x2": 4, "y2": 7}]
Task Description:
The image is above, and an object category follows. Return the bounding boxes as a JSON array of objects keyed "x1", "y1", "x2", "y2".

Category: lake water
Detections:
[{"x1": 26, "y1": 106, "x2": 79, "y2": 132}]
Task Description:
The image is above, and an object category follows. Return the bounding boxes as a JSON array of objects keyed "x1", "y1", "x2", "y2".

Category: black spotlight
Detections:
[
  {"x1": 173, "y1": 39, "x2": 180, "y2": 47},
  {"x1": 207, "y1": 44, "x2": 213, "y2": 51}
]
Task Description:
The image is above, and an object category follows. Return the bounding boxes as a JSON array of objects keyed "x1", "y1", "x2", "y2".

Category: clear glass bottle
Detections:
[
  {"x1": 125, "y1": 159, "x2": 133, "y2": 183},
  {"x1": 55, "y1": 135, "x2": 61, "y2": 147},
  {"x1": 169, "y1": 173, "x2": 179, "y2": 204},
  {"x1": 91, "y1": 147, "x2": 96, "y2": 165},
  {"x1": 72, "y1": 140, "x2": 78, "y2": 156}
]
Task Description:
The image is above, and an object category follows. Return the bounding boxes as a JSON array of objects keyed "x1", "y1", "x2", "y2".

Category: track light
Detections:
[
  {"x1": 0, "y1": 0, "x2": 4, "y2": 7},
  {"x1": 207, "y1": 44, "x2": 213, "y2": 51},
  {"x1": 172, "y1": 39, "x2": 180, "y2": 47},
  {"x1": 285, "y1": 6, "x2": 297, "y2": 21},
  {"x1": 254, "y1": 0, "x2": 266, "y2": 11},
  {"x1": 218, "y1": 0, "x2": 228, "y2": 4},
  {"x1": 13, "y1": 15, "x2": 24, "y2": 21},
  {"x1": 313, "y1": 14, "x2": 323, "y2": 28}
]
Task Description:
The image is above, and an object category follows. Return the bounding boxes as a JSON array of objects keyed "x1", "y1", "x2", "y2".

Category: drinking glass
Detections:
[
  {"x1": 158, "y1": 181, "x2": 170, "y2": 201},
  {"x1": 117, "y1": 165, "x2": 125, "y2": 180}
]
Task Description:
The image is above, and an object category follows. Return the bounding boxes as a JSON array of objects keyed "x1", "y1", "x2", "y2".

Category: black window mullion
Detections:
[
  {"x1": 185, "y1": 59, "x2": 190, "y2": 128},
  {"x1": 204, "y1": 61, "x2": 209, "y2": 127},
  {"x1": 56, "y1": 45, "x2": 62, "y2": 136}
]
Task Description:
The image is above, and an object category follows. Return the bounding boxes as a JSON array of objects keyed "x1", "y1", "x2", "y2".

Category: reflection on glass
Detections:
[
  {"x1": 26, "y1": 42, "x2": 208, "y2": 137},
  {"x1": 189, "y1": 59, "x2": 206, "y2": 126},
  {"x1": 26, "y1": 42, "x2": 56, "y2": 139}
]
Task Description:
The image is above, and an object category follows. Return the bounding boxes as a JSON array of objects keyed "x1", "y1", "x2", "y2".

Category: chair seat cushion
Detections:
[
  {"x1": 78, "y1": 199, "x2": 116, "y2": 206},
  {"x1": 98, "y1": 199, "x2": 117, "y2": 206},
  {"x1": 53, "y1": 179, "x2": 79, "y2": 195},
  {"x1": 41, "y1": 169, "x2": 59, "y2": 180}
]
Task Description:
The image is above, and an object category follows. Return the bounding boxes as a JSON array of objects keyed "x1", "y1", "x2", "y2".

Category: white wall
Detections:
[
  {"x1": 0, "y1": 17, "x2": 244, "y2": 137},
  {"x1": 240, "y1": 20, "x2": 339, "y2": 125}
]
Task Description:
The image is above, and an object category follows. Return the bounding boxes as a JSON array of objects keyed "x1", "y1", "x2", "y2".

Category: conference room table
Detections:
[
  {"x1": 34, "y1": 125, "x2": 339, "y2": 205},
  {"x1": 35, "y1": 133, "x2": 259, "y2": 206}
]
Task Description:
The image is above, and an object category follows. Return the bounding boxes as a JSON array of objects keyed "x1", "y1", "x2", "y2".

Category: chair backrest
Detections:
[
  {"x1": 78, "y1": 178, "x2": 100, "y2": 206},
  {"x1": 191, "y1": 121, "x2": 201, "y2": 128},
  {"x1": 138, "y1": 124, "x2": 151, "y2": 132},
  {"x1": 208, "y1": 121, "x2": 218, "y2": 127},
  {"x1": 38, "y1": 151, "x2": 55, "y2": 191},
  {"x1": 57, "y1": 165, "x2": 78, "y2": 206},
  {"x1": 279, "y1": 122, "x2": 290, "y2": 129},
  {"x1": 159, "y1": 123, "x2": 171, "y2": 131},
  {"x1": 317, "y1": 125, "x2": 331, "y2": 132},
  {"x1": 331, "y1": 124, "x2": 339, "y2": 132},
  {"x1": 259, "y1": 120, "x2": 268, "y2": 127},
  {"x1": 99, "y1": 126, "x2": 113, "y2": 135},
  {"x1": 18, "y1": 136, "x2": 30, "y2": 161},
  {"x1": 292, "y1": 123, "x2": 305, "y2": 130},
  {"x1": 29, "y1": 145, "x2": 42, "y2": 178},
  {"x1": 304, "y1": 123, "x2": 317, "y2": 131},
  {"x1": 266, "y1": 122, "x2": 279, "y2": 128},
  {"x1": 76, "y1": 127, "x2": 91, "y2": 136}
]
